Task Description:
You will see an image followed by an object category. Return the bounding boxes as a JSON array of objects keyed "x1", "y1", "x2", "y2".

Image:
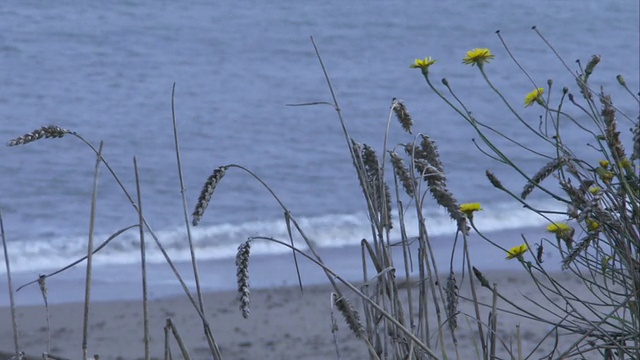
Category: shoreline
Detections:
[
  {"x1": 2, "y1": 224, "x2": 555, "y2": 307},
  {"x1": 0, "y1": 269, "x2": 587, "y2": 360}
]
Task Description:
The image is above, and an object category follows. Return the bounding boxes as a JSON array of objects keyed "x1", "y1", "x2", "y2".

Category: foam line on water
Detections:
[{"x1": 3, "y1": 199, "x2": 564, "y2": 274}]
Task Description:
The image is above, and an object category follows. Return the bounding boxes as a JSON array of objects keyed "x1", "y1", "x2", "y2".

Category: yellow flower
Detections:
[
  {"x1": 463, "y1": 48, "x2": 495, "y2": 67},
  {"x1": 524, "y1": 88, "x2": 545, "y2": 107},
  {"x1": 600, "y1": 170, "x2": 614, "y2": 184},
  {"x1": 588, "y1": 186, "x2": 601, "y2": 195},
  {"x1": 586, "y1": 219, "x2": 599, "y2": 232},
  {"x1": 599, "y1": 160, "x2": 610, "y2": 168},
  {"x1": 460, "y1": 203, "x2": 482, "y2": 216},
  {"x1": 410, "y1": 57, "x2": 437, "y2": 74},
  {"x1": 620, "y1": 157, "x2": 632, "y2": 170},
  {"x1": 546, "y1": 222, "x2": 571, "y2": 234},
  {"x1": 506, "y1": 243, "x2": 528, "y2": 260}
]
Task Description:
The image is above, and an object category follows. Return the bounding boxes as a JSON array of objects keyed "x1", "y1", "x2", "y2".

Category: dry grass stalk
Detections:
[
  {"x1": 391, "y1": 98, "x2": 413, "y2": 134},
  {"x1": 192, "y1": 165, "x2": 229, "y2": 226},
  {"x1": 333, "y1": 294, "x2": 365, "y2": 339},
  {"x1": 521, "y1": 157, "x2": 564, "y2": 199},
  {"x1": 389, "y1": 151, "x2": 416, "y2": 197},
  {"x1": 236, "y1": 240, "x2": 251, "y2": 319},
  {"x1": 1, "y1": 209, "x2": 21, "y2": 358},
  {"x1": 7, "y1": 125, "x2": 72, "y2": 146},
  {"x1": 165, "y1": 318, "x2": 192, "y2": 360}
]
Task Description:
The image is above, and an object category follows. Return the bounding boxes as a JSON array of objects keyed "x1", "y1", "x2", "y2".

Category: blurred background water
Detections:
[{"x1": 0, "y1": 0, "x2": 638, "y2": 303}]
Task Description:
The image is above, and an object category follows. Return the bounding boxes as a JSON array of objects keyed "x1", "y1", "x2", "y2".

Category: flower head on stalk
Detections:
[
  {"x1": 410, "y1": 57, "x2": 437, "y2": 74},
  {"x1": 524, "y1": 88, "x2": 545, "y2": 107},
  {"x1": 463, "y1": 48, "x2": 495, "y2": 67},
  {"x1": 460, "y1": 203, "x2": 482, "y2": 218},
  {"x1": 506, "y1": 243, "x2": 528, "y2": 260},
  {"x1": 546, "y1": 222, "x2": 571, "y2": 234},
  {"x1": 547, "y1": 222, "x2": 575, "y2": 248}
]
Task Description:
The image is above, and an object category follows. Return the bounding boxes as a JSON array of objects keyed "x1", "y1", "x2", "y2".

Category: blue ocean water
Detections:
[{"x1": 0, "y1": 1, "x2": 638, "y2": 302}]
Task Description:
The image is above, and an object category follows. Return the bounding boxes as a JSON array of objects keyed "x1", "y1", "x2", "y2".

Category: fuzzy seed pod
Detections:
[
  {"x1": 192, "y1": 166, "x2": 229, "y2": 226},
  {"x1": 7, "y1": 125, "x2": 73, "y2": 146}
]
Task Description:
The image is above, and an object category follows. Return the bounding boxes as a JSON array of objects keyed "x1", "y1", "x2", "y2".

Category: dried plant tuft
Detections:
[
  {"x1": 192, "y1": 165, "x2": 229, "y2": 226},
  {"x1": 521, "y1": 157, "x2": 564, "y2": 199},
  {"x1": 389, "y1": 151, "x2": 416, "y2": 197},
  {"x1": 392, "y1": 98, "x2": 413, "y2": 134},
  {"x1": 333, "y1": 294, "x2": 364, "y2": 338},
  {"x1": 600, "y1": 92, "x2": 626, "y2": 161},
  {"x1": 236, "y1": 240, "x2": 251, "y2": 319},
  {"x1": 7, "y1": 125, "x2": 73, "y2": 146},
  {"x1": 486, "y1": 170, "x2": 504, "y2": 190},
  {"x1": 445, "y1": 272, "x2": 459, "y2": 331},
  {"x1": 361, "y1": 144, "x2": 392, "y2": 230}
]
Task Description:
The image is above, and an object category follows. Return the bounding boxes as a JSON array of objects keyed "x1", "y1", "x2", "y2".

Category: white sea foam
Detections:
[{"x1": 3, "y1": 199, "x2": 565, "y2": 274}]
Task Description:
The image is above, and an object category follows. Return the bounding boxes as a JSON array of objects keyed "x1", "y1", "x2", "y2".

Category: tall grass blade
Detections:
[
  {"x1": 133, "y1": 157, "x2": 150, "y2": 360},
  {"x1": 0, "y1": 208, "x2": 20, "y2": 357},
  {"x1": 82, "y1": 141, "x2": 103, "y2": 360}
]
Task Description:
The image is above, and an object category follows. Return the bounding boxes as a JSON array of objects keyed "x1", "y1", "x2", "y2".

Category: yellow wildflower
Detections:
[
  {"x1": 599, "y1": 160, "x2": 610, "y2": 168},
  {"x1": 506, "y1": 244, "x2": 528, "y2": 260},
  {"x1": 620, "y1": 157, "x2": 632, "y2": 170},
  {"x1": 524, "y1": 88, "x2": 545, "y2": 107},
  {"x1": 410, "y1": 57, "x2": 437, "y2": 70},
  {"x1": 588, "y1": 186, "x2": 601, "y2": 195},
  {"x1": 460, "y1": 203, "x2": 482, "y2": 216},
  {"x1": 586, "y1": 219, "x2": 599, "y2": 232},
  {"x1": 463, "y1": 48, "x2": 495, "y2": 67},
  {"x1": 600, "y1": 171, "x2": 614, "y2": 184},
  {"x1": 546, "y1": 222, "x2": 571, "y2": 234}
]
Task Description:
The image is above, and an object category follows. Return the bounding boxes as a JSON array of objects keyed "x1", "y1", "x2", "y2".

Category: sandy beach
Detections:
[{"x1": 0, "y1": 269, "x2": 596, "y2": 360}]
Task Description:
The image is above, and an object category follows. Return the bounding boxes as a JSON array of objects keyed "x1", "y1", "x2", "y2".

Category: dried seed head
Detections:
[
  {"x1": 391, "y1": 98, "x2": 413, "y2": 134},
  {"x1": 445, "y1": 272, "x2": 459, "y2": 331},
  {"x1": 423, "y1": 165, "x2": 466, "y2": 233},
  {"x1": 333, "y1": 294, "x2": 364, "y2": 338},
  {"x1": 472, "y1": 266, "x2": 490, "y2": 288},
  {"x1": 632, "y1": 121, "x2": 640, "y2": 161},
  {"x1": 419, "y1": 134, "x2": 444, "y2": 173},
  {"x1": 192, "y1": 166, "x2": 229, "y2": 226},
  {"x1": 389, "y1": 151, "x2": 416, "y2": 197},
  {"x1": 236, "y1": 240, "x2": 251, "y2": 319},
  {"x1": 560, "y1": 180, "x2": 588, "y2": 210},
  {"x1": 7, "y1": 125, "x2": 73, "y2": 146},
  {"x1": 406, "y1": 140, "x2": 466, "y2": 232},
  {"x1": 361, "y1": 144, "x2": 392, "y2": 230},
  {"x1": 521, "y1": 157, "x2": 564, "y2": 199},
  {"x1": 485, "y1": 170, "x2": 504, "y2": 190},
  {"x1": 561, "y1": 236, "x2": 591, "y2": 270},
  {"x1": 361, "y1": 144, "x2": 380, "y2": 183},
  {"x1": 600, "y1": 92, "x2": 626, "y2": 161},
  {"x1": 584, "y1": 55, "x2": 601, "y2": 78},
  {"x1": 37, "y1": 274, "x2": 48, "y2": 300}
]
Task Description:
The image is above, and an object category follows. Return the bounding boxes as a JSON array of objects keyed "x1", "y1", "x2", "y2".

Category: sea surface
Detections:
[{"x1": 0, "y1": 0, "x2": 638, "y2": 304}]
